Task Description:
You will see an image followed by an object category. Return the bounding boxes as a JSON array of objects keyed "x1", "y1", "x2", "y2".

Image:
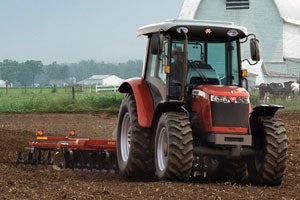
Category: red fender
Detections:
[{"x1": 118, "y1": 78, "x2": 154, "y2": 127}]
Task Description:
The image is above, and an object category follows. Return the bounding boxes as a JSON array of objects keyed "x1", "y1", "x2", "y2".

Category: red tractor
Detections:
[{"x1": 116, "y1": 19, "x2": 287, "y2": 185}]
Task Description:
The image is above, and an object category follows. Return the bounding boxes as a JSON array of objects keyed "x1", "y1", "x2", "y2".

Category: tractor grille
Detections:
[{"x1": 211, "y1": 103, "x2": 249, "y2": 127}]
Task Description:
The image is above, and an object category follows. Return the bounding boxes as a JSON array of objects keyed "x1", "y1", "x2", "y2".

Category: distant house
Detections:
[
  {"x1": 0, "y1": 80, "x2": 12, "y2": 87},
  {"x1": 49, "y1": 79, "x2": 66, "y2": 87},
  {"x1": 179, "y1": 0, "x2": 300, "y2": 85},
  {"x1": 77, "y1": 75, "x2": 124, "y2": 86},
  {"x1": 0, "y1": 80, "x2": 6, "y2": 87}
]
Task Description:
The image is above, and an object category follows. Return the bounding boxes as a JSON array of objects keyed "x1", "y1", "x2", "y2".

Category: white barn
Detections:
[
  {"x1": 179, "y1": 0, "x2": 300, "y2": 85},
  {"x1": 102, "y1": 75, "x2": 124, "y2": 86},
  {"x1": 77, "y1": 75, "x2": 124, "y2": 86}
]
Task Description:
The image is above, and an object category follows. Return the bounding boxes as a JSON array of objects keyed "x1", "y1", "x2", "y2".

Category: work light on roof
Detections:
[
  {"x1": 227, "y1": 29, "x2": 239, "y2": 37},
  {"x1": 176, "y1": 27, "x2": 188, "y2": 34}
]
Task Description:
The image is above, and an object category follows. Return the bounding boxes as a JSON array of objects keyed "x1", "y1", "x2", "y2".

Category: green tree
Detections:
[
  {"x1": 18, "y1": 60, "x2": 43, "y2": 86},
  {"x1": 0, "y1": 59, "x2": 19, "y2": 82},
  {"x1": 45, "y1": 61, "x2": 69, "y2": 81}
]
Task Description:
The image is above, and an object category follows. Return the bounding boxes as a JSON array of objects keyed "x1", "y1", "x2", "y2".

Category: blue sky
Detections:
[{"x1": 0, "y1": 0, "x2": 184, "y2": 64}]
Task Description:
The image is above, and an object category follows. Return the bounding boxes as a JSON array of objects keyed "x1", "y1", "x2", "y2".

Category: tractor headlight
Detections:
[
  {"x1": 236, "y1": 97, "x2": 250, "y2": 104},
  {"x1": 210, "y1": 95, "x2": 249, "y2": 104},
  {"x1": 210, "y1": 95, "x2": 230, "y2": 103}
]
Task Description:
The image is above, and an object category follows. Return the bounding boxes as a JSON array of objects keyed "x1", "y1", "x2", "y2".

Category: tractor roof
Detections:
[{"x1": 137, "y1": 19, "x2": 248, "y2": 39}]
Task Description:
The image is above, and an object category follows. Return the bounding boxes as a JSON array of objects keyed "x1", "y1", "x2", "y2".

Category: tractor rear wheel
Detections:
[
  {"x1": 116, "y1": 94, "x2": 155, "y2": 179},
  {"x1": 155, "y1": 112, "x2": 193, "y2": 180},
  {"x1": 248, "y1": 116, "x2": 287, "y2": 186}
]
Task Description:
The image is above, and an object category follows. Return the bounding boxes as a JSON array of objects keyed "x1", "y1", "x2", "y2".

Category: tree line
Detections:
[{"x1": 0, "y1": 59, "x2": 143, "y2": 87}]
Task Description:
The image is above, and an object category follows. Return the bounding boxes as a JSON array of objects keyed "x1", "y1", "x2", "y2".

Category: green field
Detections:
[
  {"x1": 0, "y1": 86, "x2": 299, "y2": 113},
  {"x1": 0, "y1": 86, "x2": 123, "y2": 113},
  {"x1": 249, "y1": 90, "x2": 300, "y2": 112}
]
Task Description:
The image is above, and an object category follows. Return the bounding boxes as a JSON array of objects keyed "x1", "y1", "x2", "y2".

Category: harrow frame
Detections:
[{"x1": 16, "y1": 131, "x2": 118, "y2": 172}]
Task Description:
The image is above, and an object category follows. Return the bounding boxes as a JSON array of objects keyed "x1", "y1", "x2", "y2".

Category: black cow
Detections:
[
  {"x1": 258, "y1": 81, "x2": 294, "y2": 102},
  {"x1": 258, "y1": 83, "x2": 268, "y2": 101}
]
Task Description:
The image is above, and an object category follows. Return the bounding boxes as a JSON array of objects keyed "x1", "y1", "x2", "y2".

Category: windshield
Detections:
[{"x1": 171, "y1": 40, "x2": 240, "y2": 86}]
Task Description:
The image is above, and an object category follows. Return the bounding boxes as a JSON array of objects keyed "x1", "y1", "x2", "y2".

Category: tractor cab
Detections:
[{"x1": 138, "y1": 19, "x2": 259, "y2": 109}]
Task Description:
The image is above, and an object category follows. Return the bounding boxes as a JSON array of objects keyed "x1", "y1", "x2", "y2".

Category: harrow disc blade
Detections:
[{"x1": 52, "y1": 152, "x2": 66, "y2": 171}]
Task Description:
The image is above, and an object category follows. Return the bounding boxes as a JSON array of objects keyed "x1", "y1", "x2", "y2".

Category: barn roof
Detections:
[
  {"x1": 179, "y1": 0, "x2": 300, "y2": 26},
  {"x1": 77, "y1": 75, "x2": 111, "y2": 85},
  {"x1": 88, "y1": 75, "x2": 110, "y2": 80},
  {"x1": 274, "y1": 0, "x2": 300, "y2": 25}
]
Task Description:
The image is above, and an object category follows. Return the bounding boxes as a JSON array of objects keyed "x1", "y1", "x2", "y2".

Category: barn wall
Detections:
[
  {"x1": 192, "y1": 0, "x2": 284, "y2": 62},
  {"x1": 285, "y1": 59, "x2": 300, "y2": 77},
  {"x1": 283, "y1": 23, "x2": 300, "y2": 59},
  {"x1": 263, "y1": 76, "x2": 297, "y2": 83}
]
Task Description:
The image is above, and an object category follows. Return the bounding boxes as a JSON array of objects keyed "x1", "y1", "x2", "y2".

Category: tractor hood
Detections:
[{"x1": 195, "y1": 85, "x2": 249, "y2": 97}]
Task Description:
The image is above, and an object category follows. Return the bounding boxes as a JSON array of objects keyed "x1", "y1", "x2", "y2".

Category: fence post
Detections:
[{"x1": 72, "y1": 86, "x2": 75, "y2": 103}]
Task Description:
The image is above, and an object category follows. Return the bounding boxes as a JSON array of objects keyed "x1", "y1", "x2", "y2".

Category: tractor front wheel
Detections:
[
  {"x1": 155, "y1": 112, "x2": 193, "y2": 180},
  {"x1": 248, "y1": 116, "x2": 287, "y2": 186}
]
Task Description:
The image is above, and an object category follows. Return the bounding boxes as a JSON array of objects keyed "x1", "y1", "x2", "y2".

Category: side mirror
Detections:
[
  {"x1": 250, "y1": 38, "x2": 260, "y2": 61},
  {"x1": 149, "y1": 33, "x2": 162, "y2": 55}
]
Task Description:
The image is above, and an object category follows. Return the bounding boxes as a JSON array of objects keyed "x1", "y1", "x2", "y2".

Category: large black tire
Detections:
[
  {"x1": 248, "y1": 116, "x2": 287, "y2": 186},
  {"x1": 217, "y1": 160, "x2": 248, "y2": 182},
  {"x1": 116, "y1": 94, "x2": 155, "y2": 179},
  {"x1": 155, "y1": 112, "x2": 193, "y2": 180}
]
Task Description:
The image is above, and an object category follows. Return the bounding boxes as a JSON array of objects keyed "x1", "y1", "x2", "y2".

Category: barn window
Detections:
[{"x1": 226, "y1": 0, "x2": 249, "y2": 10}]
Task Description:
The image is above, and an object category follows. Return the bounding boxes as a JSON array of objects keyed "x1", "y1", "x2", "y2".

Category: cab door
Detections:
[{"x1": 144, "y1": 33, "x2": 168, "y2": 108}]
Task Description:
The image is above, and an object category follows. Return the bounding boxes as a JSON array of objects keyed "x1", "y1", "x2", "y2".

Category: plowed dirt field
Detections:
[{"x1": 0, "y1": 112, "x2": 299, "y2": 200}]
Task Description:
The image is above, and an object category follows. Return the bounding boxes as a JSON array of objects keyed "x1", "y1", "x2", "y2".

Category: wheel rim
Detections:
[
  {"x1": 120, "y1": 112, "x2": 131, "y2": 162},
  {"x1": 157, "y1": 127, "x2": 168, "y2": 171}
]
